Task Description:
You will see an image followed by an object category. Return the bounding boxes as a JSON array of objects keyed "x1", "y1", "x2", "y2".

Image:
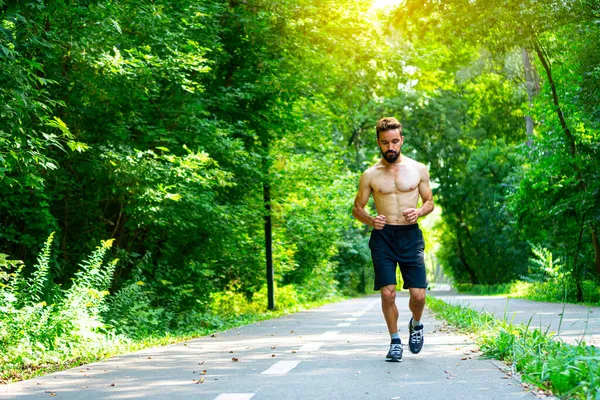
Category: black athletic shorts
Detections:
[{"x1": 369, "y1": 224, "x2": 427, "y2": 290}]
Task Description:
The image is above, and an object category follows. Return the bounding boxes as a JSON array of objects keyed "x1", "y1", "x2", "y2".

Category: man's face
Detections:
[{"x1": 377, "y1": 129, "x2": 403, "y2": 163}]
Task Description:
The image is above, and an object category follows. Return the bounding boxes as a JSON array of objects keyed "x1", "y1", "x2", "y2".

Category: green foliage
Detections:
[
  {"x1": 1, "y1": 0, "x2": 381, "y2": 327},
  {"x1": 454, "y1": 283, "x2": 514, "y2": 296},
  {"x1": 0, "y1": 234, "x2": 124, "y2": 378},
  {"x1": 381, "y1": 0, "x2": 600, "y2": 286},
  {"x1": 428, "y1": 297, "x2": 600, "y2": 399}
]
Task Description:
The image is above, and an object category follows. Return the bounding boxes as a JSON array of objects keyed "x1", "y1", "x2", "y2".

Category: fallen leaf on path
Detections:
[
  {"x1": 271, "y1": 346, "x2": 276, "y2": 349},
  {"x1": 110, "y1": 383, "x2": 116, "y2": 387},
  {"x1": 194, "y1": 377, "x2": 204, "y2": 384},
  {"x1": 229, "y1": 351, "x2": 234, "y2": 353},
  {"x1": 232, "y1": 358, "x2": 239, "y2": 362},
  {"x1": 460, "y1": 357, "x2": 468, "y2": 360},
  {"x1": 201, "y1": 370, "x2": 207, "y2": 375},
  {"x1": 147, "y1": 356, "x2": 152, "y2": 359},
  {"x1": 271, "y1": 354, "x2": 276, "y2": 357},
  {"x1": 211, "y1": 334, "x2": 217, "y2": 337},
  {"x1": 198, "y1": 361, "x2": 204, "y2": 365},
  {"x1": 291, "y1": 350, "x2": 297, "y2": 353}
]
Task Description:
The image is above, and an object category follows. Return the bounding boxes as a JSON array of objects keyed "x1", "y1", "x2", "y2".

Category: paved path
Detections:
[
  {"x1": 434, "y1": 293, "x2": 600, "y2": 345},
  {"x1": 1, "y1": 294, "x2": 533, "y2": 399}
]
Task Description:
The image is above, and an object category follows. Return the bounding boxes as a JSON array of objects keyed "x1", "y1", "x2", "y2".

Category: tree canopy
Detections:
[{"x1": 1, "y1": 0, "x2": 599, "y2": 333}]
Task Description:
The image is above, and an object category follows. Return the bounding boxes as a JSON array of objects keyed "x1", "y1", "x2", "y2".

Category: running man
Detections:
[{"x1": 352, "y1": 117, "x2": 434, "y2": 362}]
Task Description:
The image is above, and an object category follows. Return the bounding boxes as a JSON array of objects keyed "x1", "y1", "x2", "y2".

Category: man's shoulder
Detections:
[
  {"x1": 403, "y1": 156, "x2": 428, "y2": 171},
  {"x1": 362, "y1": 161, "x2": 385, "y2": 177}
]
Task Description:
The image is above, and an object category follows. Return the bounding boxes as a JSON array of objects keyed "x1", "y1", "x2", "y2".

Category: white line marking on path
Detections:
[
  {"x1": 362, "y1": 300, "x2": 379, "y2": 312},
  {"x1": 337, "y1": 323, "x2": 351, "y2": 327},
  {"x1": 346, "y1": 318, "x2": 358, "y2": 321},
  {"x1": 299, "y1": 342, "x2": 325, "y2": 352},
  {"x1": 320, "y1": 331, "x2": 340, "y2": 338},
  {"x1": 214, "y1": 394, "x2": 255, "y2": 400},
  {"x1": 352, "y1": 312, "x2": 364, "y2": 317},
  {"x1": 261, "y1": 361, "x2": 301, "y2": 375}
]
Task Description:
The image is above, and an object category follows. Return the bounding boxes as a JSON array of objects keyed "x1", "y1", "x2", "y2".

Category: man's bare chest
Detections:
[{"x1": 371, "y1": 167, "x2": 420, "y2": 194}]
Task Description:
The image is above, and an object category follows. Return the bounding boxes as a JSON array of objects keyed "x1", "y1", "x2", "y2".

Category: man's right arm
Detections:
[{"x1": 352, "y1": 172, "x2": 386, "y2": 229}]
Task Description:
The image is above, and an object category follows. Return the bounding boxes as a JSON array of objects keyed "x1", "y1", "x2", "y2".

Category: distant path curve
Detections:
[{"x1": 435, "y1": 292, "x2": 600, "y2": 345}]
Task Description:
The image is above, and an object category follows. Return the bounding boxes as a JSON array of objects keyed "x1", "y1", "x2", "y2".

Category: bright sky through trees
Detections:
[{"x1": 371, "y1": 0, "x2": 403, "y2": 10}]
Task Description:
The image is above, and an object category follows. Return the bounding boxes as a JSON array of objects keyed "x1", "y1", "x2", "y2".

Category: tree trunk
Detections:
[
  {"x1": 264, "y1": 180, "x2": 274, "y2": 310},
  {"x1": 457, "y1": 235, "x2": 478, "y2": 284},
  {"x1": 532, "y1": 39, "x2": 576, "y2": 156},
  {"x1": 592, "y1": 226, "x2": 600, "y2": 275},
  {"x1": 261, "y1": 137, "x2": 275, "y2": 310},
  {"x1": 574, "y1": 213, "x2": 586, "y2": 302},
  {"x1": 532, "y1": 38, "x2": 600, "y2": 280}
]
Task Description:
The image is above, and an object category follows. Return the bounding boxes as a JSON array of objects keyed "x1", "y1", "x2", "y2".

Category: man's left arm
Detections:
[
  {"x1": 402, "y1": 165, "x2": 434, "y2": 224},
  {"x1": 416, "y1": 165, "x2": 434, "y2": 219}
]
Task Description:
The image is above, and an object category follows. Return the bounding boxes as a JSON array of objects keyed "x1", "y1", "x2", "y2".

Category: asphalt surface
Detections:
[
  {"x1": 435, "y1": 292, "x2": 600, "y2": 345},
  {"x1": 1, "y1": 293, "x2": 534, "y2": 400}
]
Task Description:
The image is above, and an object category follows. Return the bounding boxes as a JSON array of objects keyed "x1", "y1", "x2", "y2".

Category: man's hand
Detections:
[
  {"x1": 403, "y1": 208, "x2": 421, "y2": 224},
  {"x1": 372, "y1": 214, "x2": 386, "y2": 230}
]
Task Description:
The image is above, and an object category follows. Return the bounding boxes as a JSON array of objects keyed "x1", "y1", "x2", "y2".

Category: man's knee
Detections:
[
  {"x1": 409, "y1": 288, "x2": 426, "y2": 304},
  {"x1": 380, "y1": 285, "x2": 396, "y2": 304}
]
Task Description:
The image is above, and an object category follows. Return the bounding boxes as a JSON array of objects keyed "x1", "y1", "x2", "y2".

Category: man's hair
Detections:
[{"x1": 375, "y1": 117, "x2": 402, "y2": 139}]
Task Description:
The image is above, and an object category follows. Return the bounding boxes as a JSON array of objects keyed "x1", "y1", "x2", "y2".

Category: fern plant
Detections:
[
  {"x1": 1, "y1": 234, "x2": 123, "y2": 378},
  {"x1": 26, "y1": 232, "x2": 55, "y2": 304},
  {"x1": 525, "y1": 244, "x2": 567, "y2": 282}
]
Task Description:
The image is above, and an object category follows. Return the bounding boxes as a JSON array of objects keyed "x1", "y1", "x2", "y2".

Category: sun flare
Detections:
[{"x1": 371, "y1": 0, "x2": 404, "y2": 9}]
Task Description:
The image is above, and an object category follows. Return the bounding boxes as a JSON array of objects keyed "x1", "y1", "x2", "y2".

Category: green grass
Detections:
[{"x1": 428, "y1": 297, "x2": 600, "y2": 399}]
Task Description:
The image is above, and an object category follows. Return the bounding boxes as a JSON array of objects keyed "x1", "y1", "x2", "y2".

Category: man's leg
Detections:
[
  {"x1": 408, "y1": 287, "x2": 426, "y2": 354},
  {"x1": 381, "y1": 284, "x2": 403, "y2": 361},
  {"x1": 380, "y1": 284, "x2": 399, "y2": 334}
]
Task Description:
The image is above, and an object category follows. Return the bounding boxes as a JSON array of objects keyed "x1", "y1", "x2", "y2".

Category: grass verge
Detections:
[{"x1": 428, "y1": 297, "x2": 600, "y2": 399}]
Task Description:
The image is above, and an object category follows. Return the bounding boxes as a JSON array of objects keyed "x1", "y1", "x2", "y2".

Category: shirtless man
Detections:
[{"x1": 352, "y1": 117, "x2": 434, "y2": 362}]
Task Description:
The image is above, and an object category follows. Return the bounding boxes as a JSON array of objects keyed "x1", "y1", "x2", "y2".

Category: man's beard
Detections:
[{"x1": 381, "y1": 149, "x2": 400, "y2": 163}]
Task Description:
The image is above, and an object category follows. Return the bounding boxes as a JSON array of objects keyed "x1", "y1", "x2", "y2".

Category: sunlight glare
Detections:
[{"x1": 371, "y1": 0, "x2": 404, "y2": 9}]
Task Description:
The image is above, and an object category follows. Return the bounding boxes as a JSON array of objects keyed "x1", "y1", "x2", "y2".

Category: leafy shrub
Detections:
[{"x1": 0, "y1": 234, "x2": 126, "y2": 377}]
